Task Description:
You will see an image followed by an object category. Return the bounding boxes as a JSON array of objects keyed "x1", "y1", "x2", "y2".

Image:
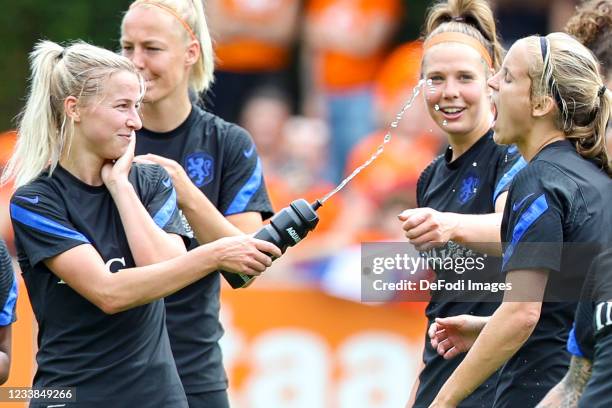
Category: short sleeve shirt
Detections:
[
  {"x1": 135, "y1": 105, "x2": 274, "y2": 393},
  {"x1": 11, "y1": 164, "x2": 188, "y2": 407}
]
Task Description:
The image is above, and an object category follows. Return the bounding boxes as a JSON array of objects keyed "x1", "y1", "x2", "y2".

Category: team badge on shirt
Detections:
[
  {"x1": 185, "y1": 152, "x2": 214, "y2": 187},
  {"x1": 458, "y1": 173, "x2": 480, "y2": 205}
]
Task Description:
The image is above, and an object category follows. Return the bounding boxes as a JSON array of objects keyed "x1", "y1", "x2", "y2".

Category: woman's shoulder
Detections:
[
  {"x1": 417, "y1": 153, "x2": 445, "y2": 187},
  {"x1": 515, "y1": 159, "x2": 565, "y2": 183},
  {"x1": 129, "y1": 162, "x2": 168, "y2": 187},
  {"x1": 193, "y1": 105, "x2": 250, "y2": 138},
  {"x1": 11, "y1": 171, "x2": 59, "y2": 201}
]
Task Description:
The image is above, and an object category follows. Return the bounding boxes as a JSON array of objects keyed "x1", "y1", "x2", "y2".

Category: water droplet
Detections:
[
  {"x1": 442, "y1": 120, "x2": 448, "y2": 126},
  {"x1": 472, "y1": 162, "x2": 477, "y2": 167},
  {"x1": 452, "y1": 189, "x2": 456, "y2": 192},
  {"x1": 434, "y1": 104, "x2": 440, "y2": 111}
]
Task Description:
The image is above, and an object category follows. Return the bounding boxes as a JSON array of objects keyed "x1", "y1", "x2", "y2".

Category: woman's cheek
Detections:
[
  {"x1": 462, "y1": 82, "x2": 488, "y2": 105},
  {"x1": 424, "y1": 80, "x2": 442, "y2": 101}
]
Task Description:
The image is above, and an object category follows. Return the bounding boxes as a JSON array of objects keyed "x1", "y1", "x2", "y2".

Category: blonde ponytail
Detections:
[
  {"x1": 2, "y1": 40, "x2": 143, "y2": 188},
  {"x1": 525, "y1": 33, "x2": 611, "y2": 176}
]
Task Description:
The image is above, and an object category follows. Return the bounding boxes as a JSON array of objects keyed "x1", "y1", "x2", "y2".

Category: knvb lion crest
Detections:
[
  {"x1": 458, "y1": 173, "x2": 480, "y2": 205},
  {"x1": 185, "y1": 152, "x2": 214, "y2": 187}
]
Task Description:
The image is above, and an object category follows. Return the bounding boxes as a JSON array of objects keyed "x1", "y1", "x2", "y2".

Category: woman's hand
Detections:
[
  {"x1": 102, "y1": 132, "x2": 136, "y2": 193},
  {"x1": 207, "y1": 235, "x2": 282, "y2": 276},
  {"x1": 398, "y1": 208, "x2": 459, "y2": 251},
  {"x1": 429, "y1": 315, "x2": 488, "y2": 360},
  {"x1": 134, "y1": 153, "x2": 193, "y2": 207}
]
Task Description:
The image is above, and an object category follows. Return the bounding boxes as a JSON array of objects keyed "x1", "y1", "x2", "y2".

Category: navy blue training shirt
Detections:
[
  {"x1": 578, "y1": 248, "x2": 612, "y2": 408},
  {"x1": 0, "y1": 239, "x2": 16, "y2": 327},
  {"x1": 11, "y1": 164, "x2": 189, "y2": 407},
  {"x1": 135, "y1": 104, "x2": 273, "y2": 395},
  {"x1": 414, "y1": 130, "x2": 524, "y2": 408},
  {"x1": 496, "y1": 140, "x2": 612, "y2": 408}
]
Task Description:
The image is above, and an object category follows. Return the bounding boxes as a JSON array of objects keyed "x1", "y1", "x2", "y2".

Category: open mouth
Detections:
[
  {"x1": 491, "y1": 101, "x2": 499, "y2": 128},
  {"x1": 439, "y1": 107, "x2": 465, "y2": 120}
]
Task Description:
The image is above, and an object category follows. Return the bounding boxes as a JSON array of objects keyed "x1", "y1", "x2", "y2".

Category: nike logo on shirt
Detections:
[
  {"x1": 16, "y1": 195, "x2": 40, "y2": 204},
  {"x1": 513, "y1": 193, "x2": 535, "y2": 212},
  {"x1": 243, "y1": 144, "x2": 255, "y2": 158}
]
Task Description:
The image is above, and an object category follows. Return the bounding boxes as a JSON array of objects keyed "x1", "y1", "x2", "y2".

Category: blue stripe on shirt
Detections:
[
  {"x1": 493, "y1": 156, "x2": 527, "y2": 203},
  {"x1": 502, "y1": 193, "x2": 548, "y2": 268},
  {"x1": 153, "y1": 188, "x2": 177, "y2": 229},
  {"x1": 0, "y1": 276, "x2": 16, "y2": 326},
  {"x1": 566, "y1": 325, "x2": 585, "y2": 357},
  {"x1": 225, "y1": 157, "x2": 263, "y2": 216},
  {"x1": 10, "y1": 203, "x2": 90, "y2": 243}
]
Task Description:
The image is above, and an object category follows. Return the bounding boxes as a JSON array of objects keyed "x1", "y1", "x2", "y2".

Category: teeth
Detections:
[{"x1": 442, "y1": 108, "x2": 463, "y2": 113}]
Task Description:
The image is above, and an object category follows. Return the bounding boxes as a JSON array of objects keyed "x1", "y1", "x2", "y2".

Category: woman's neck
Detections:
[
  {"x1": 518, "y1": 128, "x2": 565, "y2": 162},
  {"x1": 140, "y1": 92, "x2": 192, "y2": 133},
  {"x1": 446, "y1": 117, "x2": 492, "y2": 161},
  {"x1": 59, "y1": 151, "x2": 105, "y2": 186}
]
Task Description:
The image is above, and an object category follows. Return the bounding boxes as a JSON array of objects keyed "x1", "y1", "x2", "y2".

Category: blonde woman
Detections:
[
  {"x1": 537, "y1": 1, "x2": 612, "y2": 405},
  {"x1": 119, "y1": 1, "x2": 274, "y2": 406},
  {"x1": 397, "y1": 1, "x2": 524, "y2": 406},
  {"x1": 430, "y1": 33, "x2": 612, "y2": 408},
  {"x1": 5, "y1": 40, "x2": 280, "y2": 407}
]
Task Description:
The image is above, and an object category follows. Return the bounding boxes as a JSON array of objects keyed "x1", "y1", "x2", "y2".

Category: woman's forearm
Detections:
[
  {"x1": 536, "y1": 356, "x2": 592, "y2": 408},
  {"x1": 451, "y1": 212, "x2": 503, "y2": 255},
  {"x1": 180, "y1": 182, "x2": 243, "y2": 243},
  {"x1": 450, "y1": 191, "x2": 508, "y2": 256},
  {"x1": 434, "y1": 301, "x2": 541, "y2": 405},
  {"x1": 110, "y1": 182, "x2": 186, "y2": 265},
  {"x1": 105, "y1": 243, "x2": 219, "y2": 313}
]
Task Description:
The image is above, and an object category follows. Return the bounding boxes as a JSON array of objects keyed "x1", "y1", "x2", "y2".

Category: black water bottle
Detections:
[{"x1": 222, "y1": 199, "x2": 321, "y2": 288}]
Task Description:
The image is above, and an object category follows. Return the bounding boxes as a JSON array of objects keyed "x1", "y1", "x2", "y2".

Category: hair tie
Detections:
[
  {"x1": 539, "y1": 36, "x2": 548, "y2": 63},
  {"x1": 598, "y1": 85, "x2": 607, "y2": 97}
]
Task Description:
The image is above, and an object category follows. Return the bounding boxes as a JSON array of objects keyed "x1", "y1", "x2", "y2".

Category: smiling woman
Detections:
[
  {"x1": 397, "y1": 1, "x2": 526, "y2": 407},
  {"x1": 119, "y1": 1, "x2": 275, "y2": 407},
  {"x1": 1, "y1": 40, "x2": 280, "y2": 408},
  {"x1": 431, "y1": 33, "x2": 612, "y2": 408}
]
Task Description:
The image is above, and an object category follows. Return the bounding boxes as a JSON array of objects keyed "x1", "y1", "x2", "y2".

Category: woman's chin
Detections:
[{"x1": 492, "y1": 125, "x2": 507, "y2": 145}]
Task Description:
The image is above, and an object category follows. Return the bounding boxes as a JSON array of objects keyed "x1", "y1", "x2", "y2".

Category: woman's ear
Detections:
[
  {"x1": 64, "y1": 96, "x2": 81, "y2": 122},
  {"x1": 185, "y1": 40, "x2": 201, "y2": 67},
  {"x1": 532, "y1": 95, "x2": 556, "y2": 118}
]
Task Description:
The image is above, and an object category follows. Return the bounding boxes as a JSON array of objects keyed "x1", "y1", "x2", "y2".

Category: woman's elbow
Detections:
[
  {"x1": 97, "y1": 297, "x2": 124, "y2": 315},
  {"x1": 95, "y1": 287, "x2": 130, "y2": 315},
  {"x1": 514, "y1": 304, "x2": 541, "y2": 334}
]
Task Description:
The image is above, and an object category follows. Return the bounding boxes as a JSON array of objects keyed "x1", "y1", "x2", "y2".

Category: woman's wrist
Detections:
[{"x1": 106, "y1": 179, "x2": 134, "y2": 198}]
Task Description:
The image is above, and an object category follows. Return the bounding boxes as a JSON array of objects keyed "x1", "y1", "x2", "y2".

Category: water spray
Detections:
[{"x1": 223, "y1": 80, "x2": 425, "y2": 288}]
